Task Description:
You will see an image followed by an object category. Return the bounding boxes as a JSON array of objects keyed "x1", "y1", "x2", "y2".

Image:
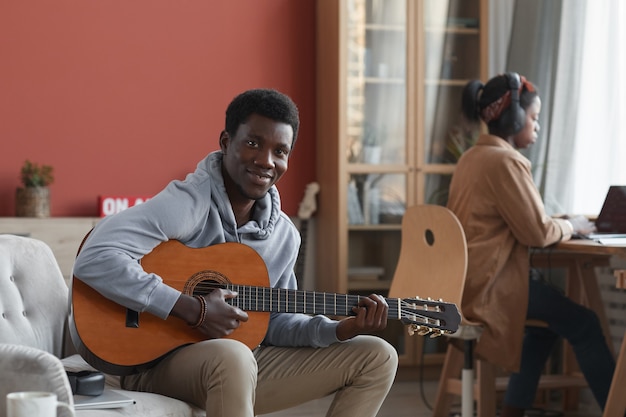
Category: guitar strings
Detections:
[
  {"x1": 190, "y1": 281, "x2": 396, "y2": 315},
  {"x1": 186, "y1": 281, "x2": 445, "y2": 329}
]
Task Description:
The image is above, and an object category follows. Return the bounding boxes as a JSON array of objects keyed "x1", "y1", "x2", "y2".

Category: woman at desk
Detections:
[{"x1": 447, "y1": 72, "x2": 616, "y2": 417}]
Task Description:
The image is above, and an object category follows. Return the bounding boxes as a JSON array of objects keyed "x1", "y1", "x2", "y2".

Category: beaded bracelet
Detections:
[{"x1": 190, "y1": 295, "x2": 207, "y2": 328}]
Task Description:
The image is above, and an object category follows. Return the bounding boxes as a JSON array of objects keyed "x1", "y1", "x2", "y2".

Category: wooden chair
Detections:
[
  {"x1": 389, "y1": 205, "x2": 587, "y2": 417},
  {"x1": 389, "y1": 204, "x2": 487, "y2": 417},
  {"x1": 432, "y1": 324, "x2": 588, "y2": 417}
]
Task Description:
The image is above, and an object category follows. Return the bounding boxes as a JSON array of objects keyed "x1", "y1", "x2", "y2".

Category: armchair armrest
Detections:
[{"x1": 0, "y1": 343, "x2": 75, "y2": 417}]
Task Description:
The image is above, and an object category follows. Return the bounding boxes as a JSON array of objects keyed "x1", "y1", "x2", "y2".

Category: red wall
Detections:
[{"x1": 0, "y1": 1, "x2": 317, "y2": 217}]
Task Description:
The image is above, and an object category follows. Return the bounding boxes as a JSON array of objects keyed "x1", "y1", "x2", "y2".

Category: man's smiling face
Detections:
[{"x1": 220, "y1": 113, "x2": 293, "y2": 204}]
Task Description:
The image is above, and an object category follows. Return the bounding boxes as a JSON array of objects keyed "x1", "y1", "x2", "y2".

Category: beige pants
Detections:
[{"x1": 122, "y1": 335, "x2": 398, "y2": 417}]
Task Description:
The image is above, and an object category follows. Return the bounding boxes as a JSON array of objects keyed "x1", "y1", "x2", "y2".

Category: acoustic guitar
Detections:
[{"x1": 69, "y1": 240, "x2": 461, "y2": 376}]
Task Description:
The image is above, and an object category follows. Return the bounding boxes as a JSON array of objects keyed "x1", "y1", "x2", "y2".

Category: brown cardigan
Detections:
[{"x1": 447, "y1": 134, "x2": 573, "y2": 371}]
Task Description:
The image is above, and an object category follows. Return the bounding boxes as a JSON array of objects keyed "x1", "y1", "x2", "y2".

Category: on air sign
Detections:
[{"x1": 99, "y1": 195, "x2": 152, "y2": 217}]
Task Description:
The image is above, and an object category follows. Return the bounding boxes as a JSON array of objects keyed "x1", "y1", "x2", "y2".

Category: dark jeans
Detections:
[{"x1": 503, "y1": 275, "x2": 615, "y2": 410}]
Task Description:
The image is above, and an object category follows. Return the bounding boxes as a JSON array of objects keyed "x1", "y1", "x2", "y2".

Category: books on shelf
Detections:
[
  {"x1": 348, "y1": 266, "x2": 385, "y2": 281},
  {"x1": 348, "y1": 266, "x2": 387, "y2": 290}
]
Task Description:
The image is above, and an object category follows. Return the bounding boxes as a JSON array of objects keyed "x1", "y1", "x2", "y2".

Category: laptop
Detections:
[
  {"x1": 74, "y1": 390, "x2": 135, "y2": 410},
  {"x1": 584, "y1": 185, "x2": 626, "y2": 242}
]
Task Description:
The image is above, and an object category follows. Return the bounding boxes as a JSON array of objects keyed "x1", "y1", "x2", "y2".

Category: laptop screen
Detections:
[{"x1": 595, "y1": 186, "x2": 626, "y2": 233}]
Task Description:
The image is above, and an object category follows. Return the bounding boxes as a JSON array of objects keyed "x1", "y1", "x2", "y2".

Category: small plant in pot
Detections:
[
  {"x1": 360, "y1": 123, "x2": 385, "y2": 164},
  {"x1": 16, "y1": 160, "x2": 54, "y2": 217}
]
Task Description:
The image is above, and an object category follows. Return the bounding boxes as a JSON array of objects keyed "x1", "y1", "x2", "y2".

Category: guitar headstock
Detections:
[
  {"x1": 399, "y1": 297, "x2": 461, "y2": 337},
  {"x1": 297, "y1": 182, "x2": 320, "y2": 220}
]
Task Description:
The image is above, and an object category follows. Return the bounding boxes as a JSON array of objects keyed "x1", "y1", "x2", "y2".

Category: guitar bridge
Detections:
[{"x1": 126, "y1": 309, "x2": 139, "y2": 328}]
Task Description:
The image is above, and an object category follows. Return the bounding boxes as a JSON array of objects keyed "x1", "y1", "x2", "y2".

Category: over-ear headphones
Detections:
[{"x1": 496, "y1": 72, "x2": 526, "y2": 136}]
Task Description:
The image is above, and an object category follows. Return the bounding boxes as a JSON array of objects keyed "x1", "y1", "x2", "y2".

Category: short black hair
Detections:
[{"x1": 225, "y1": 89, "x2": 300, "y2": 148}]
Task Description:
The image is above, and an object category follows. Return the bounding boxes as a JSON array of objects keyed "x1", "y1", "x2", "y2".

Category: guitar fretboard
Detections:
[{"x1": 197, "y1": 283, "x2": 401, "y2": 319}]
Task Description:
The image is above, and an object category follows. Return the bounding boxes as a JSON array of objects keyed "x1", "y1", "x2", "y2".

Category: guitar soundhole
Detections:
[{"x1": 184, "y1": 270, "x2": 231, "y2": 296}]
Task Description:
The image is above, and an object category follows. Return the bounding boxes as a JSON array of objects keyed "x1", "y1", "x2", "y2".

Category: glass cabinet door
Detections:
[
  {"x1": 346, "y1": 0, "x2": 408, "y2": 226},
  {"x1": 421, "y1": 0, "x2": 483, "y2": 205}
]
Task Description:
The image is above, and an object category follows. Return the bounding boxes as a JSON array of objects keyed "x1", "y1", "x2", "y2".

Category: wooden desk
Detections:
[{"x1": 533, "y1": 239, "x2": 626, "y2": 416}]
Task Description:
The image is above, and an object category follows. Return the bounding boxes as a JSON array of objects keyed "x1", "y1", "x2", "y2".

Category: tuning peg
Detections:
[
  {"x1": 407, "y1": 324, "x2": 417, "y2": 336},
  {"x1": 417, "y1": 326, "x2": 431, "y2": 336},
  {"x1": 429, "y1": 329, "x2": 444, "y2": 338}
]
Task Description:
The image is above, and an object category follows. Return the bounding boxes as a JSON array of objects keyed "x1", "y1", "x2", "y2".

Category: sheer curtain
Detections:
[
  {"x1": 490, "y1": 0, "x2": 626, "y2": 215},
  {"x1": 570, "y1": 1, "x2": 626, "y2": 214}
]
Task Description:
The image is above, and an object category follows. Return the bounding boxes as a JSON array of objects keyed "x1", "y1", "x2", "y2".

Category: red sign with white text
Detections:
[{"x1": 98, "y1": 195, "x2": 152, "y2": 217}]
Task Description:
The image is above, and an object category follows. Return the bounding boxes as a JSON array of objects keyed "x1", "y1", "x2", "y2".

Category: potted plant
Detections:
[
  {"x1": 426, "y1": 123, "x2": 478, "y2": 205},
  {"x1": 16, "y1": 160, "x2": 54, "y2": 217},
  {"x1": 361, "y1": 123, "x2": 385, "y2": 164}
]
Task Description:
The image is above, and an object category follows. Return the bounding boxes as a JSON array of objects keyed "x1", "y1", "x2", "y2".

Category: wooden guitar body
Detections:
[{"x1": 70, "y1": 242, "x2": 269, "y2": 375}]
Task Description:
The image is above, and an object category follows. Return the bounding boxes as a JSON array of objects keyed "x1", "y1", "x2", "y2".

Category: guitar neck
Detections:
[{"x1": 216, "y1": 284, "x2": 400, "y2": 319}]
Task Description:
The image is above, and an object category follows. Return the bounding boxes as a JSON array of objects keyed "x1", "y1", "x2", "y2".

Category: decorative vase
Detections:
[
  {"x1": 15, "y1": 186, "x2": 50, "y2": 217},
  {"x1": 362, "y1": 145, "x2": 382, "y2": 164}
]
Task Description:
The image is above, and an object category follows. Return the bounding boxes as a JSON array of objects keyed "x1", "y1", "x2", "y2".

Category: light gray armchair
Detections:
[{"x1": 0, "y1": 234, "x2": 204, "y2": 417}]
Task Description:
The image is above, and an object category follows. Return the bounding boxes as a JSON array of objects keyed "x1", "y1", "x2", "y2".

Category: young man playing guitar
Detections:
[{"x1": 72, "y1": 89, "x2": 398, "y2": 417}]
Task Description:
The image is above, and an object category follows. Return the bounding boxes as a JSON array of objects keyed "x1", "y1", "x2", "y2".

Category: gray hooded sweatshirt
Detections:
[{"x1": 73, "y1": 151, "x2": 340, "y2": 348}]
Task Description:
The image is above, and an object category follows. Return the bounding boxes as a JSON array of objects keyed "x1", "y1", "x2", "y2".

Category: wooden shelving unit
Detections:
[{"x1": 316, "y1": 0, "x2": 488, "y2": 366}]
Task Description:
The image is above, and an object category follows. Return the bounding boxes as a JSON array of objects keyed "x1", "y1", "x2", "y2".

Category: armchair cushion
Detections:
[
  {"x1": 0, "y1": 235, "x2": 68, "y2": 356},
  {"x1": 61, "y1": 355, "x2": 205, "y2": 417}
]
